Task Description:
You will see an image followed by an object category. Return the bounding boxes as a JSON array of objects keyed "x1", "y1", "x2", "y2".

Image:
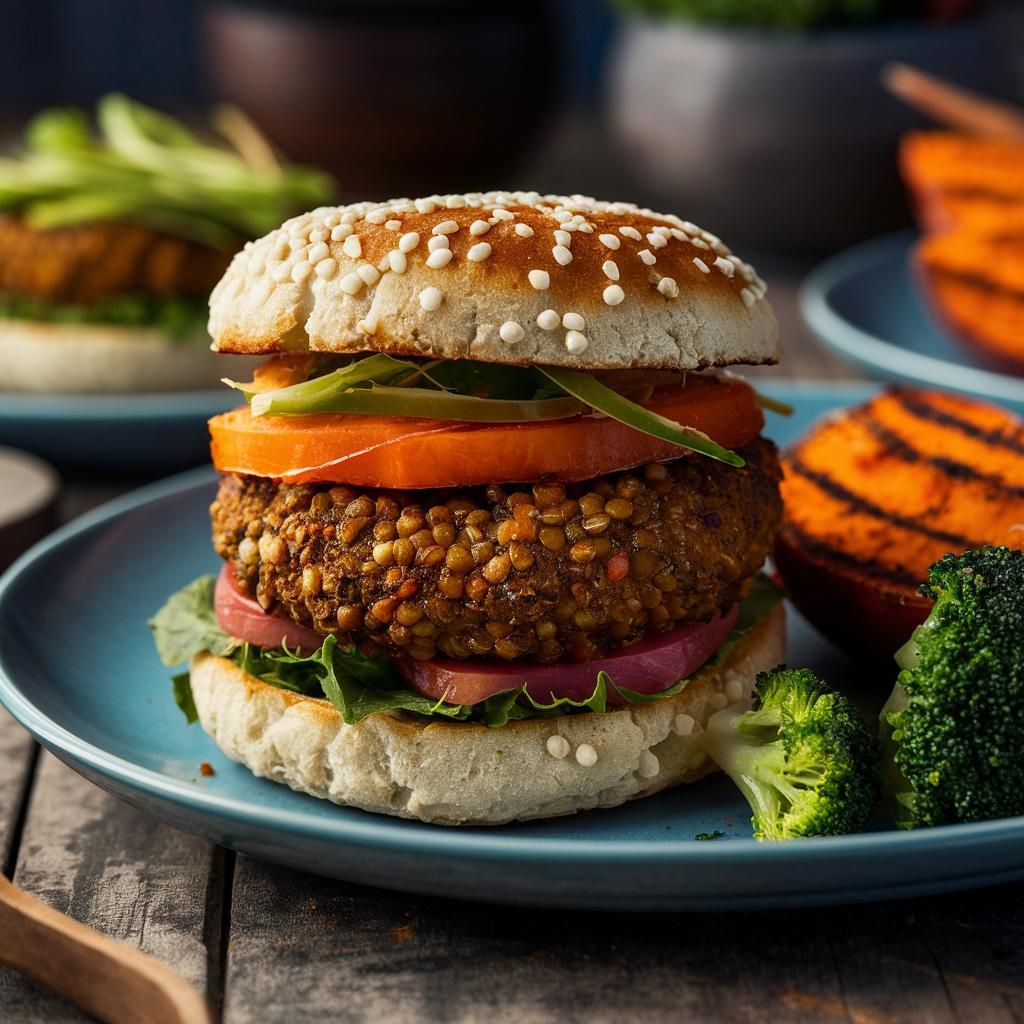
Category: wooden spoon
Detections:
[
  {"x1": 0, "y1": 873, "x2": 213, "y2": 1024},
  {"x1": 882, "y1": 61, "x2": 1024, "y2": 143}
]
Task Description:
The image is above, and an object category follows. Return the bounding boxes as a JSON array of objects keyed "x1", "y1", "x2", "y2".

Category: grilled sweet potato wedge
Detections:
[
  {"x1": 777, "y1": 388, "x2": 1024, "y2": 660},
  {"x1": 901, "y1": 132, "x2": 1024, "y2": 234},
  {"x1": 915, "y1": 221, "x2": 1024, "y2": 372}
]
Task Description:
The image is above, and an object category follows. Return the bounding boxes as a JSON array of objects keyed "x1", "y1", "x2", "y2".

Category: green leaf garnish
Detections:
[
  {"x1": 0, "y1": 94, "x2": 333, "y2": 245},
  {"x1": 150, "y1": 575, "x2": 783, "y2": 728},
  {"x1": 537, "y1": 366, "x2": 745, "y2": 467}
]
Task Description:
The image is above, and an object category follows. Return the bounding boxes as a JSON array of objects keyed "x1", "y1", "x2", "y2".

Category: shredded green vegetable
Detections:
[{"x1": 0, "y1": 94, "x2": 334, "y2": 247}]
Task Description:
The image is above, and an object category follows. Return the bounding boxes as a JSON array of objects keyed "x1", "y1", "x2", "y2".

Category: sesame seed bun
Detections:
[
  {"x1": 188, "y1": 603, "x2": 784, "y2": 826},
  {"x1": 208, "y1": 192, "x2": 779, "y2": 371},
  {"x1": 0, "y1": 319, "x2": 249, "y2": 394}
]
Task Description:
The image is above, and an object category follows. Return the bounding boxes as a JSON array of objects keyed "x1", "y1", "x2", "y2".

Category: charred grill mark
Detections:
[
  {"x1": 786, "y1": 456, "x2": 984, "y2": 550},
  {"x1": 856, "y1": 409, "x2": 1024, "y2": 498},
  {"x1": 781, "y1": 525, "x2": 922, "y2": 588},
  {"x1": 892, "y1": 390, "x2": 1024, "y2": 457}
]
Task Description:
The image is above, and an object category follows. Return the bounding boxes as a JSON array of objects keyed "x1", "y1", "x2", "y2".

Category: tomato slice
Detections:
[
  {"x1": 209, "y1": 375, "x2": 762, "y2": 488},
  {"x1": 394, "y1": 605, "x2": 738, "y2": 707},
  {"x1": 215, "y1": 565, "x2": 324, "y2": 654}
]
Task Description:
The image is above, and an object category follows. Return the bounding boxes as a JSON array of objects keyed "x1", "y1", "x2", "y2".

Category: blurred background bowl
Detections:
[{"x1": 608, "y1": 7, "x2": 1018, "y2": 252}]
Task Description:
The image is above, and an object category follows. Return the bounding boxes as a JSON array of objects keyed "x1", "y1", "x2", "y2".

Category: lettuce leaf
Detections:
[{"x1": 150, "y1": 574, "x2": 783, "y2": 729}]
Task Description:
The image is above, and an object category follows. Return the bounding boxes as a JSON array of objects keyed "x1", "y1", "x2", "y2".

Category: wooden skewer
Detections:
[
  {"x1": 0, "y1": 874, "x2": 213, "y2": 1024},
  {"x1": 882, "y1": 62, "x2": 1024, "y2": 143}
]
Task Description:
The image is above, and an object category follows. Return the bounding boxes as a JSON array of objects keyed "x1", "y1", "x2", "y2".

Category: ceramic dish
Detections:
[
  {"x1": 800, "y1": 232, "x2": 1024, "y2": 414},
  {"x1": 0, "y1": 390, "x2": 238, "y2": 471},
  {"x1": 2, "y1": 382, "x2": 1023, "y2": 911}
]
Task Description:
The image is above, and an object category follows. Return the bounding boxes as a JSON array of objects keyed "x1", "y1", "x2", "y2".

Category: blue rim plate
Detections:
[
  {"x1": 2, "y1": 380, "x2": 1024, "y2": 911},
  {"x1": 0, "y1": 389, "x2": 238, "y2": 471},
  {"x1": 800, "y1": 231, "x2": 1024, "y2": 413}
]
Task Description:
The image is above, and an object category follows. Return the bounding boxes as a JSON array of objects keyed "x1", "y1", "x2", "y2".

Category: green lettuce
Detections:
[{"x1": 149, "y1": 574, "x2": 783, "y2": 729}]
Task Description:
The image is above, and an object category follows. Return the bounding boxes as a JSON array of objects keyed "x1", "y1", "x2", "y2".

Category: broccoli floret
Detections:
[
  {"x1": 880, "y1": 546, "x2": 1024, "y2": 828},
  {"x1": 702, "y1": 667, "x2": 879, "y2": 839}
]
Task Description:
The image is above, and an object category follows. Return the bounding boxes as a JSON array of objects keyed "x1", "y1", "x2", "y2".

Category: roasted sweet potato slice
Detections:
[
  {"x1": 777, "y1": 388, "x2": 1024, "y2": 660},
  {"x1": 915, "y1": 222, "x2": 1024, "y2": 372},
  {"x1": 901, "y1": 132, "x2": 1024, "y2": 234}
]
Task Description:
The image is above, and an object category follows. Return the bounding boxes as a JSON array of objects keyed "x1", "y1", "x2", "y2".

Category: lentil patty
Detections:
[
  {"x1": 211, "y1": 438, "x2": 782, "y2": 662},
  {"x1": 0, "y1": 216, "x2": 231, "y2": 306}
]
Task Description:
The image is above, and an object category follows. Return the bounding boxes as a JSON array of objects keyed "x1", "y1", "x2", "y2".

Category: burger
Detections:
[
  {"x1": 0, "y1": 94, "x2": 331, "y2": 393},
  {"x1": 150, "y1": 191, "x2": 786, "y2": 825}
]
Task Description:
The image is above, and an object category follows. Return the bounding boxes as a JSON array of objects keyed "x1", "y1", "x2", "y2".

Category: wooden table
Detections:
[{"x1": 3, "y1": 134, "x2": 1021, "y2": 1022}]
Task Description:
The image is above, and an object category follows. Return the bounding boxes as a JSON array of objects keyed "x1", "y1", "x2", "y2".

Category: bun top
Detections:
[{"x1": 208, "y1": 191, "x2": 779, "y2": 371}]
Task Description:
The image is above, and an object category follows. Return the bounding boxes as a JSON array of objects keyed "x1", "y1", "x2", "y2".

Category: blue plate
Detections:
[
  {"x1": 0, "y1": 390, "x2": 239, "y2": 471},
  {"x1": 2, "y1": 381, "x2": 1023, "y2": 911},
  {"x1": 801, "y1": 231, "x2": 1024, "y2": 414}
]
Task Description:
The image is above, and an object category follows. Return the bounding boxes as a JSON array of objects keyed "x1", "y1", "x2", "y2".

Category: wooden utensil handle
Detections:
[{"x1": 0, "y1": 875, "x2": 212, "y2": 1024}]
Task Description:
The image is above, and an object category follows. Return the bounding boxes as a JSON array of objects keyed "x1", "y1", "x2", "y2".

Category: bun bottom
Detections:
[
  {"x1": 190, "y1": 605, "x2": 785, "y2": 826},
  {"x1": 0, "y1": 319, "x2": 254, "y2": 394}
]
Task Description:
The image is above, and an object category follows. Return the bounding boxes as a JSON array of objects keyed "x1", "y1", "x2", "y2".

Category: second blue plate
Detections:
[{"x1": 800, "y1": 231, "x2": 1024, "y2": 413}]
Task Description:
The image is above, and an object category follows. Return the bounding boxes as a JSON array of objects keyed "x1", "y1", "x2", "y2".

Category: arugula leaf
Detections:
[
  {"x1": 148, "y1": 576, "x2": 239, "y2": 667},
  {"x1": 151, "y1": 574, "x2": 783, "y2": 728},
  {"x1": 538, "y1": 366, "x2": 745, "y2": 467},
  {"x1": 171, "y1": 672, "x2": 199, "y2": 725}
]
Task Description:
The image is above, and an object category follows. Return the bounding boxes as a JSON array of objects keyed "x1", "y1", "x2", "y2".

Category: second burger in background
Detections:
[
  {"x1": 153, "y1": 191, "x2": 785, "y2": 825},
  {"x1": 0, "y1": 95, "x2": 332, "y2": 393}
]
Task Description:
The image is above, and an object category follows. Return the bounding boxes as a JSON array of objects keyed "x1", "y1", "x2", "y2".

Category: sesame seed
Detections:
[
  {"x1": 415, "y1": 199, "x2": 436, "y2": 215},
  {"x1": 658, "y1": 276, "x2": 679, "y2": 297},
  {"x1": 291, "y1": 261, "x2": 312, "y2": 282},
  {"x1": 603, "y1": 284, "x2": 625, "y2": 306},
  {"x1": 515, "y1": 223, "x2": 534, "y2": 237},
  {"x1": 690, "y1": 237, "x2": 710, "y2": 250},
  {"x1": 528, "y1": 269, "x2": 550, "y2": 290},
  {"x1": 646, "y1": 233, "x2": 668, "y2": 249},
  {"x1": 673, "y1": 713, "x2": 695, "y2": 736},
  {"x1": 670, "y1": 228, "x2": 689, "y2": 241},
  {"x1": 741, "y1": 287, "x2": 757, "y2": 308},
  {"x1": 714, "y1": 256, "x2": 735, "y2": 277},
  {"x1": 433, "y1": 219, "x2": 460, "y2": 235},
  {"x1": 446, "y1": 195, "x2": 466, "y2": 209},
  {"x1": 619, "y1": 226, "x2": 642, "y2": 241},
  {"x1": 467, "y1": 242, "x2": 492, "y2": 261},
  {"x1": 491, "y1": 208, "x2": 514, "y2": 221},
  {"x1": 602, "y1": 260, "x2": 620, "y2": 281},
  {"x1": 340, "y1": 272, "x2": 363, "y2": 295},
  {"x1": 426, "y1": 248, "x2": 453, "y2": 269},
  {"x1": 546, "y1": 735, "x2": 570, "y2": 759},
  {"x1": 270, "y1": 240, "x2": 289, "y2": 261},
  {"x1": 323, "y1": 213, "x2": 340, "y2": 228},
  {"x1": 709, "y1": 692, "x2": 728, "y2": 710},
  {"x1": 385, "y1": 219, "x2": 402, "y2": 231},
  {"x1": 499, "y1": 321, "x2": 525, "y2": 344},
  {"x1": 725, "y1": 676, "x2": 745, "y2": 703},
  {"x1": 638, "y1": 249, "x2": 656, "y2": 266},
  {"x1": 692, "y1": 258, "x2": 710, "y2": 274},
  {"x1": 469, "y1": 220, "x2": 491, "y2": 236},
  {"x1": 388, "y1": 250, "x2": 408, "y2": 274},
  {"x1": 562, "y1": 312, "x2": 585, "y2": 331},
  {"x1": 331, "y1": 224, "x2": 353, "y2": 242},
  {"x1": 271, "y1": 262, "x2": 291, "y2": 282},
  {"x1": 553, "y1": 209, "x2": 573, "y2": 222},
  {"x1": 577, "y1": 223, "x2": 594, "y2": 233},
  {"x1": 575, "y1": 743, "x2": 598, "y2": 767},
  {"x1": 399, "y1": 231, "x2": 420, "y2": 253},
  {"x1": 342, "y1": 235, "x2": 362, "y2": 259},
  {"x1": 315, "y1": 257, "x2": 338, "y2": 280},
  {"x1": 537, "y1": 309, "x2": 560, "y2": 330},
  {"x1": 565, "y1": 330, "x2": 589, "y2": 355},
  {"x1": 309, "y1": 227, "x2": 328, "y2": 243},
  {"x1": 427, "y1": 235, "x2": 450, "y2": 252},
  {"x1": 357, "y1": 313, "x2": 377, "y2": 335},
  {"x1": 554, "y1": 229, "x2": 572, "y2": 247},
  {"x1": 307, "y1": 241, "x2": 330, "y2": 263},
  {"x1": 638, "y1": 751, "x2": 660, "y2": 779},
  {"x1": 598, "y1": 233, "x2": 621, "y2": 250},
  {"x1": 357, "y1": 264, "x2": 380, "y2": 286},
  {"x1": 365, "y1": 209, "x2": 388, "y2": 224},
  {"x1": 552, "y1": 245, "x2": 572, "y2": 265},
  {"x1": 711, "y1": 238, "x2": 732, "y2": 257},
  {"x1": 419, "y1": 286, "x2": 442, "y2": 311}
]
